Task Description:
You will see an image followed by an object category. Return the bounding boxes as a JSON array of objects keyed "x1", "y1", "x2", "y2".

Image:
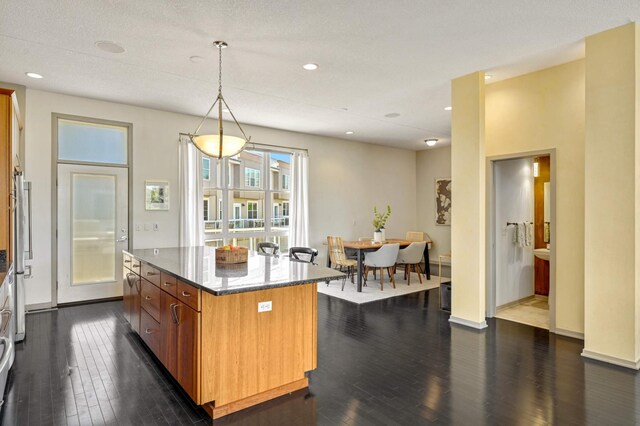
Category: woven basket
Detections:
[{"x1": 215, "y1": 246, "x2": 248, "y2": 264}]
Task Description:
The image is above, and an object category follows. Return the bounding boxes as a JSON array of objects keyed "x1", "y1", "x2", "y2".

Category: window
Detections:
[
  {"x1": 245, "y1": 168, "x2": 261, "y2": 188},
  {"x1": 247, "y1": 202, "x2": 258, "y2": 219},
  {"x1": 203, "y1": 199, "x2": 210, "y2": 221},
  {"x1": 201, "y1": 149, "x2": 292, "y2": 250},
  {"x1": 58, "y1": 118, "x2": 128, "y2": 165},
  {"x1": 202, "y1": 158, "x2": 210, "y2": 181}
]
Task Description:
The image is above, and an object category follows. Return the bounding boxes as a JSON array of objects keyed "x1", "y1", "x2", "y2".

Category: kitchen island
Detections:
[{"x1": 122, "y1": 246, "x2": 343, "y2": 419}]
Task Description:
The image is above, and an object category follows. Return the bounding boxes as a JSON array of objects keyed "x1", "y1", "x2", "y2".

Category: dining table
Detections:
[{"x1": 325, "y1": 238, "x2": 432, "y2": 292}]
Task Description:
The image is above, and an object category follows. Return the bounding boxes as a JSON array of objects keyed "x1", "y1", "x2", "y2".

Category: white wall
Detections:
[
  {"x1": 416, "y1": 146, "x2": 451, "y2": 263},
  {"x1": 24, "y1": 89, "x2": 417, "y2": 307},
  {"x1": 494, "y1": 158, "x2": 534, "y2": 307}
]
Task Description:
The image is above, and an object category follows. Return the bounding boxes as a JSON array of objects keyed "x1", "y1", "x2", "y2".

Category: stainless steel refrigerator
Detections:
[{"x1": 13, "y1": 166, "x2": 30, "y2": 342}]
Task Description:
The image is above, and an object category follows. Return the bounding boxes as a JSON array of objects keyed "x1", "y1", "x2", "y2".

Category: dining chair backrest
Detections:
[
  {"x1": 397, "y1": 241, "x2": 427, "y2": 264},
  {"x1": 289, "y1": 247, "x2": 318, "y2": 264},
  {"x1": 364, "y1": 243, "x2": 400, "y2": 268},
  {"x1": 257, "y1": 242, "x2": 279, "y2": 256},
  {"x1": 406, "y1": 231, "x2": 424, "y2": 242},
  {"x1": 327, "y1": 236, "x2": 348, "y2": 264}
]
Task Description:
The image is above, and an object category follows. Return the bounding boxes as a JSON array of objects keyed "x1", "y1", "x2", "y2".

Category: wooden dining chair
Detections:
[{"x1": 327, "y1": 236, "x2": 358, "y2": 291}]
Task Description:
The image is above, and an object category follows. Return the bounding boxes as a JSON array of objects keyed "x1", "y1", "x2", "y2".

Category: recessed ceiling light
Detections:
[
  {"x1": 95, "y1": 41, "x2": 126, "y2": 54},
  {"x1": 345, "y1": 130, "x2": 354, "y2": 135},
  {"x1": 444, "y1": 106, "x2": 452, "y2": 111},
  {"x1": 189, "y1": 55, "x2": 203, "y2": 63},
  {"x1": 484, "y1": 74, "x2": 492, "y2": 80},
  {"x1": 425, "y1": 138, "x2": 438, "y2": 147},
  {"x1": 384, "y1": 113, "x2": 400, "y2": 118},
  {"x1": 303, "y1": 63, "x2": 319, "y2": 71},
  {"x1": 25, "y1": 72, "x2": 43, "y2": 79}
]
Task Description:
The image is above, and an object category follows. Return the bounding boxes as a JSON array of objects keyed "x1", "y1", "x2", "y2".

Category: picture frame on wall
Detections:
[
  {"x1": 435, "y1": 178, "x2": 451, "y2": 226},
  {"x1": 145, "y1": 180, "x2": 169, "y2": 211}
]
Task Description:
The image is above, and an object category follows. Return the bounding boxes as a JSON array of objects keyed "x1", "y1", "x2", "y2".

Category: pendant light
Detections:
[{"x1": 189, "y1": 41, "x2": 250, "y2": 159}]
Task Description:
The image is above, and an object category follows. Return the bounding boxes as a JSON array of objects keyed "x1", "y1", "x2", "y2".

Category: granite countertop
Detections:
[{"x1": 125, "y1": 246, "x2": 345, "y2": 296}]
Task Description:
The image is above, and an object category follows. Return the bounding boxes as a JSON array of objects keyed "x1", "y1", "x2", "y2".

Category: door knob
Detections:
[{"x1": 116, "y1": 235, "x2": 128, "y2": 243}]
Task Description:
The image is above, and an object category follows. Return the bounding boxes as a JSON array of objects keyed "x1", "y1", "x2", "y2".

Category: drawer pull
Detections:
[
  {"x1": 132, "y1": 264, "x2": 140, "y2": 268},
  {"x1": 181, "y1": 291, "x2": 191, "y2": 297},
  {"x1": 146, "y1": 271, "x2": 158, "y2": 276},
  {"x1": 144, "y1": 328, "x2": 155, "y2": 334},
  {"x1": 144, "y1": 295, "x2": 152, "y2": 301},
  {"x1": 124, "y1": 259, "x2": 131, "y2": 264},
  {"x1": 163, "y1": 282, "x2": 173, "y2": 287}
]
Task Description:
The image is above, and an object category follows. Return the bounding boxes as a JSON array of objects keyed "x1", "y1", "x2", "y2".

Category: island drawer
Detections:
[
  {"x1": 141, "y1": 263, "x2": 161, "y2": 287},
  {"x1": 141, "y1": 279, "x2": 161, "y2": 322},
  {"x1": 177, "y1": 280, "x2": 201, "y2": 311},
  {"x1": 140, "y1": 309, "x2": 161, "y2": 357},
  {"x1": 160, "y1": 272, "x2": 177, "y2": 297},
  {"x1": 123, "y1": 253, "x2": 133, "y2": 270},
  {"x1": 128, "y1": 256, "x2": 141, "y2": 274}
]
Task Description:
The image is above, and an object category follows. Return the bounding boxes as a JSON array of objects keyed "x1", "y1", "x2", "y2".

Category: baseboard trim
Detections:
[
  {"x1": 554, "y1": 328, "x2": 584, "y2": 340},
  {"x1": 496, "y1": 295, "x2": 536, "y2": 312},
  {"x1": 581, "y1": 350, "x2": 640, "y2": 370},
  {"x1": 449, "y1": 316, "x2": 488, "y2": 330},
  {"x1": 26, "y1": 302, "x2": 53, "y2": 312}
]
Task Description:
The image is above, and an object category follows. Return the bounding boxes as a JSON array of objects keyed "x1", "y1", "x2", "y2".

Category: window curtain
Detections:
[
  {"x1": 289, "y1": 151, "x2": 309, "y2": 247},
  {"x1": 179, "y1": 135, "x2": 204, "y2": 247}
]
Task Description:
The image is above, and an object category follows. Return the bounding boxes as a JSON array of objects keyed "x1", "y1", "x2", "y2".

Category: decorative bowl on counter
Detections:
[{"x1": 215, "y1": 246, "x2": 249, "y2": 264}]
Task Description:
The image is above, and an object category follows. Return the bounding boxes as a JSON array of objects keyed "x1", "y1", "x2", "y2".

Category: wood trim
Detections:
[{"x1": 202, "y1": 378, "x2": 309, "y2": 419}]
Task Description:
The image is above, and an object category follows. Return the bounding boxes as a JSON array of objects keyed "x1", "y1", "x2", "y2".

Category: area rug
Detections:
[{"x1": 317, "y1": 272, "x2": 443, "y2": 304}]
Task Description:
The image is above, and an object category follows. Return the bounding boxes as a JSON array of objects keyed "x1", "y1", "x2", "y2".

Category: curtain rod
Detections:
[{"x1": 178, "y1": 133, "x2": 308, "y2": 154}]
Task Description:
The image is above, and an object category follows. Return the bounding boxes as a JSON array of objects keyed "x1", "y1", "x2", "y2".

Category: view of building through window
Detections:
[{"x1": 203, "y1": 149, "x2": 291, "y2": 252}]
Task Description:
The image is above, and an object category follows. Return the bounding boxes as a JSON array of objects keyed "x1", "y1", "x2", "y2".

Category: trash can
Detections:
[{"x1": 440, "y1": 281, "x2": 452, "y2": 312}]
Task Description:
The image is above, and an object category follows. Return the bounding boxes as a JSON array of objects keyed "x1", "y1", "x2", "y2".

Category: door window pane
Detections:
[
  {"x1": 72, "y1": 173, "x2": 116, "y2": 284},
  {"x1": 59, "y1": 119, "x2": 128, "y2": 164}
]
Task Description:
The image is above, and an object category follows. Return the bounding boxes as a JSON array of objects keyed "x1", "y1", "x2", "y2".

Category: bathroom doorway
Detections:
[{"x1": 486, "y1": 150, "x2": 556, "y2": 331}]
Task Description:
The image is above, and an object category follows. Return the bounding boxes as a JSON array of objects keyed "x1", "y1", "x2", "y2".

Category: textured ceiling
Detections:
[{"x1": 1, "y1": 0, "x2": 639, "y2": 150}]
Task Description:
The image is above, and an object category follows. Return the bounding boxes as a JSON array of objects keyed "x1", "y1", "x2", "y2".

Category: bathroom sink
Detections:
[{"x1": 533, "y1": 248, "x2": 550, "y2": 261}]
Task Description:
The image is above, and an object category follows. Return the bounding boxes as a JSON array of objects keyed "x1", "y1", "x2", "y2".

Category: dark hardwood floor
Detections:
[{"x1": 2, "y1": 289, "x2": 639, "y2": 425}]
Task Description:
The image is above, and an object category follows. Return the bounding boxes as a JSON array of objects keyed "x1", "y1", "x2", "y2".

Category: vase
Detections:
[
  {"x1": 373, "y1": 231, "x2": 383, "y2": 242},
  {"x1": 380, "y1": 228, "x2": 386, "y2": 242}
]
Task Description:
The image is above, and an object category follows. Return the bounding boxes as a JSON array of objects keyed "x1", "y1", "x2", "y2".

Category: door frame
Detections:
[
  {"x1": 486, "y1": 148, "x2": 557, "y2": 333},
  {"x1": 51, "y1": 113, "x2": 133, "y2": 307}
]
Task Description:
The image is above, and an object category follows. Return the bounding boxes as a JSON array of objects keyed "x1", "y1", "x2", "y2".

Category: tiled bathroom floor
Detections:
[{"x1": 495, "y1": 296, "x2": 549, "y2": 330}]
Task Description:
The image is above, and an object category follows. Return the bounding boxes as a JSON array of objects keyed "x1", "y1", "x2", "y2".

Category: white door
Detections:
[{"x1": 57, "y1": 164, "x2": 128, "y2": 304}]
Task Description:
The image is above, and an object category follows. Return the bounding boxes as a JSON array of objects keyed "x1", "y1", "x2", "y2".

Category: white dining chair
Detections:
[
  {"x1": 363, "y1": 243, "x2": 400, "y2": 290},
  {"x1": 396, "y1": 241, "x2": 427, "y2": 285}
]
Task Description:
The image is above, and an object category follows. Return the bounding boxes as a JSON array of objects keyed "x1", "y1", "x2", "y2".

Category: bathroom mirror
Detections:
[{"x1": 543, "y1": 182, "x2": 550, "y2": 243}]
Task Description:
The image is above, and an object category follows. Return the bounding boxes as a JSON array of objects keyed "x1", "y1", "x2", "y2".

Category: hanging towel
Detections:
[
  {"x1": 517, "y1": 223, "x2": 526, "y2": 247},
  {"x1": 512, "y1": 223, "x2": 519, "y2": 245},
  {"x1": 524, "y1": 222, "x2": 533, "y2": 247}
]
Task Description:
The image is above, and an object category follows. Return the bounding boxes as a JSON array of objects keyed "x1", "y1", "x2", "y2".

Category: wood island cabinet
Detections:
[{"x1": 122, "y1": 247, "x2": 339, "y2": 420}]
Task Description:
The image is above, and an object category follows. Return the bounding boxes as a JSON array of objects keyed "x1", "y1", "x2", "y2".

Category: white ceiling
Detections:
[{"x1": 1, "y1": 0, "x2": 639, "y2": 150}]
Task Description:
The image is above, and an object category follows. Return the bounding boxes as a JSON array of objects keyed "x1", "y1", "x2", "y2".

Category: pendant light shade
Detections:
[
  {"x1": 191, "y1": 134, "x2": 246, "y2": 158},
  {"x1": 189, "y1": 41, "x2": 250, "y2": 159}
]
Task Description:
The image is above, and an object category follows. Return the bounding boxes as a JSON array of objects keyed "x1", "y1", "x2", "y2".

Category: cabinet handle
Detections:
[
  {"x1": 181, "y1": 291, "x2": 191, "y2": 297},
  {"x1": 144, "y1": 295, "x2": 152, "y2": 301},
  {"x1": 144, "y1": 328, "x2": 154, "y2": 334},
  {"x1": 146, "y1": 271, "x2": 157, "y2": 276},
  {"x1": 163, "y1": 282, "x2": 173, "y2": 287},
  {"x1": 126, "y1": 273, "x2": 135, "y2": 288},
  {"x1": 132, "y1": 264, "x2": 140, "y2": 268},
  {"x1": 170, "y1": 303, "x2": 179, "y2": 325},
  {"x1": 124, "y1": 259, "x2": 131, "y2": 264}
]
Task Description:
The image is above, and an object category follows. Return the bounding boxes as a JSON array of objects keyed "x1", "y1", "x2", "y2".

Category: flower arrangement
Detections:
[{"x1": 373, "y1": 205, "x2": 391, "y2": 231}]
